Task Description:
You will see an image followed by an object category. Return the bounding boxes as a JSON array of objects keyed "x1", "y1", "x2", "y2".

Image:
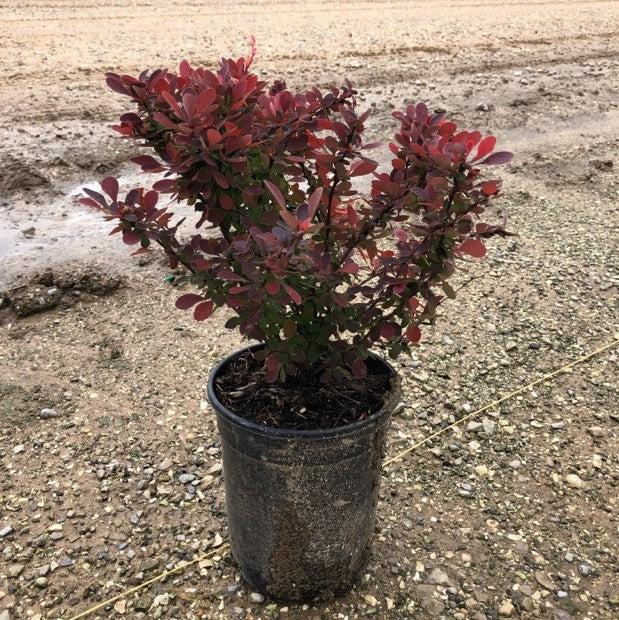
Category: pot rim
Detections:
[{"x1": 207, "y1": 343, "x2": 398, "y2": 440}]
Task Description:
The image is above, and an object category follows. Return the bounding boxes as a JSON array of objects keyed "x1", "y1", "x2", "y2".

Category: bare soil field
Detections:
[{"x1": 1, "y1": 1, "x2": 618, "y2": 618}]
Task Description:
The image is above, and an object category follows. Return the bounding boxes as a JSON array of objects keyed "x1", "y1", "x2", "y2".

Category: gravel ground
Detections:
[{"x1": 1, "y1": 1, "x2": 618, "y2": 618}]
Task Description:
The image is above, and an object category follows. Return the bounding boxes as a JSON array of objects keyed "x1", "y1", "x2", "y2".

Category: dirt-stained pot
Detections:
[{"x1": 207, "y1": 344, "x2": 400, "y2": 601}]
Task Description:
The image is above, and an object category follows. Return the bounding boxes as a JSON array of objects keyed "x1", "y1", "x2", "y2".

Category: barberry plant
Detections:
[{"x1": 82, "y1": 42, "x2": 513, "y2": 383}]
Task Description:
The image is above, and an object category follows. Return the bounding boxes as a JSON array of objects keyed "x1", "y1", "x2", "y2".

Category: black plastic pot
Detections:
[{"x1": 207, "y1": 344, "x2": 400, "y2": 601}]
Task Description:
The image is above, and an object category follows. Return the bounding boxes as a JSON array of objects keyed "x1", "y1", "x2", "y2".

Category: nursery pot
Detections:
[{"x1": 207, "y1": 344, "x2": 400, "y2": 601}]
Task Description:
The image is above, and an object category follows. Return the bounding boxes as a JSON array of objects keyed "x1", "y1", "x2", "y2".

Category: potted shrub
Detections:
[{"x1": 81, "y1": 42, "x2": 512, "y2": 601}]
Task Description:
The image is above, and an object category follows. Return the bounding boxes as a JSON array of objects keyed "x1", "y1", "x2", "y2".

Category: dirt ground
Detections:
[{"x1": 1, "y1": 1, "x2": 618, "y2": 618}]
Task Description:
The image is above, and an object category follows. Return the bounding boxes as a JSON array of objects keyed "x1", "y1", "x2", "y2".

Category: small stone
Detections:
[
  {"x1": 505, "y1": 340, "x2": 518, "y2": 352},
  {"x1": 0, "y1": 525, "x2": 14, "y2": 538},
  {"x1": 158, "y1": 458, "x2": 173, "y2": 470},
  {"x1": 498, "y1": 600, "x2": 515, "y2": 616},
  {"x1": 578, "y1": 564, "x2": 592, "y2": 577},
  {"x1": 12, "y1": 445, "x2": 24, "y2": 454},
  {"x1": 151, "y1": 593, "x2": 169, "y2": 608},
  {"x1": 0, "y1": 611, "x2": 11, "y2": 620},
  {"x1": 564, "y1": 552, "x2": 574, "y2": 562},
  {"x1": 34, "y1": 577, "x2": 48, "y2": 589},
  {"x1": 474, "y1": 465, "x2": 489, "y2": 477},
  {"x1": 207, "y1": 463, "x2": 223, "y2": 475},
  {"x1": 428, "y1": 568, "x2": 450, "y2": 585},
  {"x1": 422, "y1": 598, "x2": 444, "y2": 615},
  {"x1": 363, "y1": 594, "x2": 379, "y2": 606},
  {"x1": 178, "y1": 473, "x2": 196, "y2": 484},
  {"x1": 592, "y1": 455, "x2": 603, "y2": 469},
  {"x1": 249, "y1": 592, "x2": 265, "y2": 603},
  {"x1": 113, "y1": 600, "x2": 126, "y2": 614},
  {"x1": 588, "y1": 426, "x2": 604, "y2": 438},
  {"x1": 134, "y1": 596, "x2": 151, "y2": 612},
  {"x1": 8, "y1": 564, "x2": 24, "y2": 578},
  {"x1": 509, "y1": 459, "x2": 521, "y2": 469},
  {"x1": 535, "y1": 571, "x2": 555, "y2": 591},
  {"x1": 482, "y1": 418, "x2": 495, "y2": 435},
  {"x1": 557, "y1": 590, "x2": 568, "y2": 599},
  {"x1": 565, "y1": 474, "x2": 584, "y2": 488},
  {"x1": 39, "y1": 408, "x2": 59, "y2": 419}
]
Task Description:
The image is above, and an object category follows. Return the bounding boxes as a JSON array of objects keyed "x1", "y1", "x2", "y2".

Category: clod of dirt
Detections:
[
  {"x1": 0, "y1": 268, "x2": 122, "y2": 318},
  {"x1": 0, "y1": 155, "x2": 50, "y2": 194}
]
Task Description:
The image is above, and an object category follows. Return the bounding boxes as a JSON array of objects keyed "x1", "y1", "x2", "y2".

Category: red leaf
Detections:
[
  {"x1": 351, "y1": 359, "x2": 367, "y2": 378},
  {"x1": 350, "y1": 159, "x2": 378, "y2": 177},
  {"x1": 474, "y1": 136, "x2": 496, "y2": 160},
  {"x1": 406, "y1": 324, "x2": 422, "y2": 343},
  {"x1": 340, "y1": 260, "x2": 359, "y2": 275},
  {"x1": 219, "y1": 193, "x2": 235, "y2": 210},
  {"x1": 479, "y1": 151, "x2": 513, "y2": 166},
  {"x1": 143, "y1": 190, "x2": 159, "y2": 209},
  {"x1": 264, "y1": 180, "x2": 286, "y2": 209},
  {"x1": 122, "y1": 230, "x2": 140, "y2": 245},
  {"x1": 100, "y1": 177, "x2": 119, "y2": 201},
  {"x1": 175, "y1": 293, "x2": 203, "y2": 309},
  {"x1": 212, "y1": 172, "x2": 230, "y2": 189},
  {"x1": 207, "y1": 128, "x2": 222, "y2": 146},
  {"x1": 132, "y1": 155, "x2": 165, "y2": 172},
  {"x1": 459, "y1": 238, "x2": 487, "y2": 258},
  {"x1": 380, "y1": 323, "x2": 398, "y2": 340},
  {"x1": 480, "y1": 180, "x2": 500, "y2": 196},
  {"x1": 306, "y1": 187, "x2": 323, "y2": 219},
  {"x1": 179, "y1": 60, "x2": 192, "y2": 77},
  {"x1": 79, "y1": 197, "x2": 100, "y2": 210},
  {"x1": 407, "y1": 297, "x2": 420, "y2": 313},
  {"x1": 194, "y1": 300, "x2": 215, "y2": 321},
  {"x1": 284, "y1": 286, "x2": 302, "y2": 305},
  {"x1": 153, "y1": 179, "x2": 176, "y2": 192},
  {"x1": 265, "y1": 281, "x2": 280, "y2": 295},
  {"x1": 265, "y1": 353, "x2": 280, "y2": 372}
]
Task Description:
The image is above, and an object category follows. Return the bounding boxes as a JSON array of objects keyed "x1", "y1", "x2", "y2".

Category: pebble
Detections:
[
  {"x1": 178, "y1": 473, "x2": 196, "y2": 484},
  {"x1": 428, "y1": 567, "x2": 450, "y2": 585},
  {"x1": 39, "y1": 408, "x2": 59, "y2": 418},
  {"x1": 578, "y1": 564, "x2": 593, "y2": 576},
  {"x1": 34, "y1": 577, "x2": 48, "y2": 589},
  {"x1": 8, "y1": 564, "x2": 24, "y2": 578},
  {"x1": 249, "y1": 592, "x2": 265, "y2": 603},
  {"x1": 565, "y1": 474, "x2": 584, "y2": 488},
  {"x1": 158, "y1": 458, "x2": 173, "y2": 470},
  {"x1": 474, "y1": 464, "x2": 489, "y2": 477},
  {"x1": 588, "y1": 426, "x2": 604, "y2": 438},
  {"x1": 0, "y1": 525, "x2": 14, "y2": 538},
  {"x1": 535, "y1": 570, "x2": 555, "y2": 590},
  {"x1": 498, "y1": 600, "x2": 515, "y2": 616}
]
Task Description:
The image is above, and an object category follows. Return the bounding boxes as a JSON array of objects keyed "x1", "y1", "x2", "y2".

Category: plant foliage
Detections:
[{"x1": 82, "y1": 41, "x2": 513, "y2": 383}]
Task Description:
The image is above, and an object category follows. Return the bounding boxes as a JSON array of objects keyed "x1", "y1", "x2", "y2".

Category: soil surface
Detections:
[
  {"x1": 213, "y1": 350, "x2": 394, "y2": 430},
  {"x1": 1, "y1": 1, "x2": 618, "y2": 619}
]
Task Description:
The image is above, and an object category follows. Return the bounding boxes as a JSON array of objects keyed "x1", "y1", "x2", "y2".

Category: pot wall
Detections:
[{"x1": 208, "y1": 345, "x2": 399, "y2": 601}]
